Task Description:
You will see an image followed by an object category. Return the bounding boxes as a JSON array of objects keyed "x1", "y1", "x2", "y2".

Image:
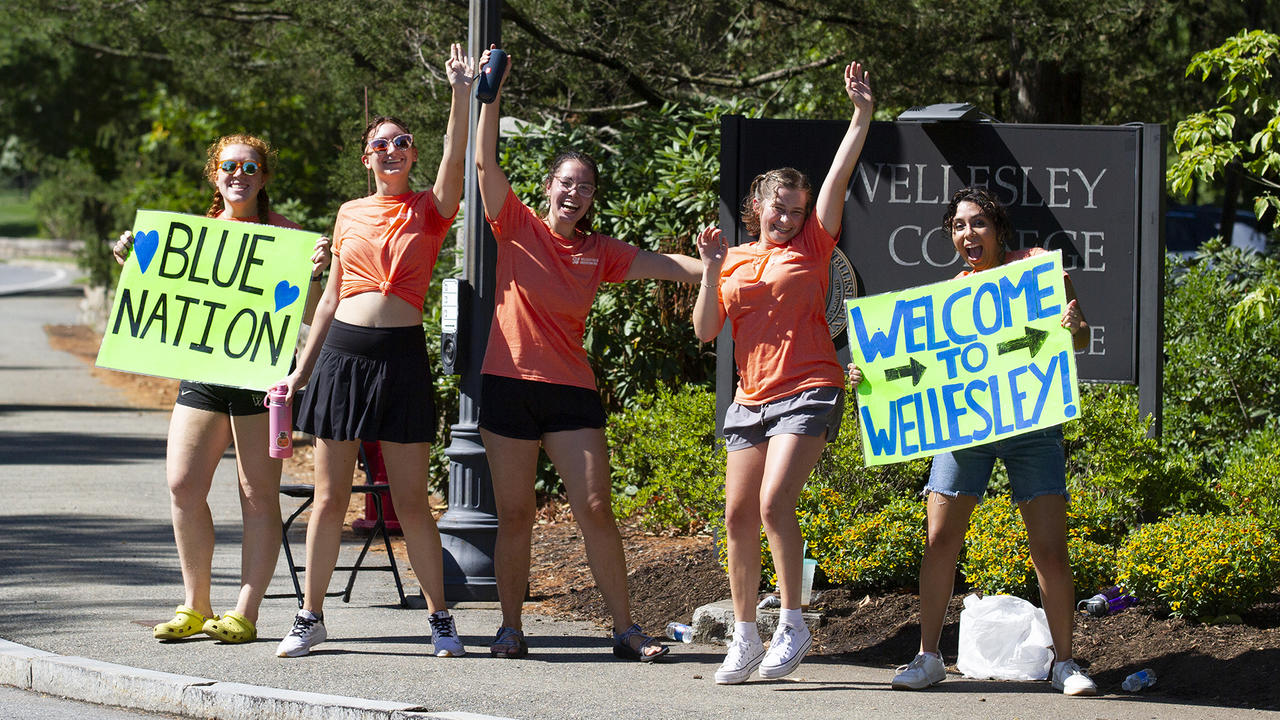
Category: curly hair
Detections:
[
  {"x1": 543, "y1": 149, "x2": 599, "y2": 236},
  {"x1": 942, "y1": 186, "x2": 1013, "y2": 250},
  {"x1": 203, "y1": 134, "x2": 276, "y2": 224},
  {"x1": 740, "y1": 167, "x2": 813, "y2": 237}
]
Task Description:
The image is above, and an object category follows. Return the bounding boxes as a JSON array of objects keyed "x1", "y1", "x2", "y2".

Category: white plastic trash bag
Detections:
[{"x1": 956, "y1": 593, "x2": 1054, "y2": 680}]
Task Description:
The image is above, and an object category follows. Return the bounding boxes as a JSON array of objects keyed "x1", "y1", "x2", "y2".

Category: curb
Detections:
[{"x1": 0, "y1": 639, "x2": 510, "y2": 720}]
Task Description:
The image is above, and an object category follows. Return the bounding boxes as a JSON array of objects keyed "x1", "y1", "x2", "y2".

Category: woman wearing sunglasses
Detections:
[
  {"x1": 474, "y1": 48, "x2": 702, "y2": 662},
  {"x1": 273, "y1": 43, "x2": 474, "y2": 659},
  {"x1": 111, "y1": 134, "x2": 331, "y2": 646}
]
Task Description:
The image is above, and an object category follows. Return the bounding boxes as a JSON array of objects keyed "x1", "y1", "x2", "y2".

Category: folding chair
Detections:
[{"x1": 266, "y1": 442, "x2": 408, "y2": 607}]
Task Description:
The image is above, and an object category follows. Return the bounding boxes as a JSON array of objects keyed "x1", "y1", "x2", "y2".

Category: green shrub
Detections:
[
  {"x1": 1161, "y1": 248, "x2": 1280, "y2": 469},
  {"x1": 608, "y1": 384, "x2": 725, "y2": 534},
  {"x1": 1215, "y1": 418, "x2": 1280, "y2": 531},
  {"x1": 962, "y1": 499, "x2": 1118, "y2": 600},
  {"x1": 1117, "y1": 514, "x2": 1280, "y2": 618},
  {"x1": 805, "y1": 493, "x2": 925, "y2": 591},
  {"x1": 1065, "y1": 383, "x2": 1222, "y2": 531}
]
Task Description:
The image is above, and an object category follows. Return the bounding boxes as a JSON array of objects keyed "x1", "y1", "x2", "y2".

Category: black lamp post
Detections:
[{"x1": 438, "y1": 0, "x2": 502, "y2": 602}]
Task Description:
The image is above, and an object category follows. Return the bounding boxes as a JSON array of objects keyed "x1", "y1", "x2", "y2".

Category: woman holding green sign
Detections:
[
  {"x1": 692, "y1": 60, "x2": 872, "y2": 684},
  {"x1": 848, "y1": 186, "x2": 1095, "y2": 696},
  {"x1": 273, "y1": 43, "x2": 474, "y2": 659},
  {"x1": 112, "y1": 133, "x2": 331, "y2": 646}
]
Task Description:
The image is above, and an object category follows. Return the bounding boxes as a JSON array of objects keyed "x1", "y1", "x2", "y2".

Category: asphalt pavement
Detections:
[{"x1": 0, "y1": 260, "x2": 1275, "y2": 720}]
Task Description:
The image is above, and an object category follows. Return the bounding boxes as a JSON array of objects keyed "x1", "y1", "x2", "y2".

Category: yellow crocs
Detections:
[
  {"x1": 153, "y1": 605, "x2": 208, "y2": 640},
  {"x1": 202, "y1": 611, "x2": 256, "y2": 643}
]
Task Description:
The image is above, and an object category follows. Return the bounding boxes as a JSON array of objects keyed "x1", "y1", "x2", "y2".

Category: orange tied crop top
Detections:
[{"x1": 332, "y1": 190, "x2": 454, "y2": 310}]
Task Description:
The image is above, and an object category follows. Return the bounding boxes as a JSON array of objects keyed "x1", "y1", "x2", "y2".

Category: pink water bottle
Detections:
[{"x1": 266, "y1": 385, "x2": 293, "y2": 459}]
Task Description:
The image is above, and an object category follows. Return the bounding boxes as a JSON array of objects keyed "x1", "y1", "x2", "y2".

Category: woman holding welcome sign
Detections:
[
  {"x1": 692, "y1": 60, "x2": 872, "y2": 684},
  {"x1": 273, "y1": 43, "x2": 474, "y2": 659},
  {"x1": 848, "y1": 186, "x2": 1095, "y2": 695},
  {"x1": 111, "y1": 134, "x2": 331, "y2": 646}
]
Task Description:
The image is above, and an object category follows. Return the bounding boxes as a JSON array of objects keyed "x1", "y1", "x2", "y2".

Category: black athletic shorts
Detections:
[{"x1": 478, "y1": 373, "x2": 606, "y2": 440}]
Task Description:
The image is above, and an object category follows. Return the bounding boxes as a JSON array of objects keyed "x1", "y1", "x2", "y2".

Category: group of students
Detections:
[{"x1": 112, "y1": 43, "x2": 1098, "y2": 696}]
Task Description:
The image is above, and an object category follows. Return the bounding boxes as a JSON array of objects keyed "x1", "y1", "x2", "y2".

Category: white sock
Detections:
[
  {"x1": 779, "y1": 608, "x2": 804, "y2": 629},
  {"x1": 431, "y1": 609, "x2": 451, "y2": 619},
  {"x1": 922, "y1": 650, "x2": 941, "y2": 659},
  {"x1": 299, "y1": 609, "x2": 321, "y2": 622},
  {"x1": 735, "y1": 621, "x2": 760, "y2": 643}
]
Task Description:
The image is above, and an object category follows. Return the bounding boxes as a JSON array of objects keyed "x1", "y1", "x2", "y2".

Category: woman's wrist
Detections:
[{"x1": 311, "y1": 271, "x2": 324, "y2": 282}]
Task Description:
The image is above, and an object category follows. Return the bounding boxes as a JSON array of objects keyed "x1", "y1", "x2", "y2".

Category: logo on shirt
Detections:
[{"x1": 571, "y1": 256, "x2": 599, "y2": 266}]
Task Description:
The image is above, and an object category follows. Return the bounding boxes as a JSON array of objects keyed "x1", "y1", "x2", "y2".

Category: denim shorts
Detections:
[
  {"x1": 926, "y1": 426, "x2": 1068, "y2": 504},
  {"x1": 723, "y1": 386, "x2": 844, "y2": 452}
]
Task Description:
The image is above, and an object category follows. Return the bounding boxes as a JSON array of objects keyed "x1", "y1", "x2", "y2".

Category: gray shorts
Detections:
[{"x1": 723, "y1": 386, "x2": 844, "y2": 452}]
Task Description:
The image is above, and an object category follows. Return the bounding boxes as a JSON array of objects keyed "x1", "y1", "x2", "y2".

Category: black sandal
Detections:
[{"x1": 612, "y1": 623, "x2": 670, "y2": 662}]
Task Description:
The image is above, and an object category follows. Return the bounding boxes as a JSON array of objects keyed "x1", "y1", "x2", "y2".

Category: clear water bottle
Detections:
[
  {"x1": 1122, "y1": 668, "x2": 1157, "y2": 692},
  {"x1": 665, "y1": 622, "x2": 693, "y2": 643}
]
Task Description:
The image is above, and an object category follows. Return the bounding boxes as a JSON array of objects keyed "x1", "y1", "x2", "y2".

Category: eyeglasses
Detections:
[
  {"x1": 554, "y1": 176, "x2": 595, "y2": 198},
  {"x1": 365, "y1": 133, "x2": 414, "y2": 155},
  {"x1": 218, "y1": 159, "x2": 260, "y2": 176}
]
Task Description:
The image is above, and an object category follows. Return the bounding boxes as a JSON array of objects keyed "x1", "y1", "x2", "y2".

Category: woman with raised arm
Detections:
[
  {"x1": 692, "y1": 61, "x2": 873, "y2": 684},
  {"x1": 850, "y1": 186, "x2": 1096, "y2": 696},
  {"x1": 273, "y1": 44, "x2": 473, "y2": 659},
  {"x1": 112, "y1": 134, "x2": 331, "y2": 647},
  {"x1": 474, "y1": 47, "x2": 702, "y2": 662}
]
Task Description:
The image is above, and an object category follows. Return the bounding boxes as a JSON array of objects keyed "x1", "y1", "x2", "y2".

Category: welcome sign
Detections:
[
  {"x1": 96, "y1": 210, "x2": 318, "y2": 390},
  {"x1": 845, "y1": 252, "x2": 1080, "y2": 466}
]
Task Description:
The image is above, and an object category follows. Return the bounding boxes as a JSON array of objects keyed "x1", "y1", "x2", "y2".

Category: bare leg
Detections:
[
  {"x1": 917, "y1": 491, "x2": 979, "y2": 655},
  {"x1": 302, "y1": 437, "x2": 360, "y2": 615},
  {"x1": 480, "y1": 429, "x2": 540, "y2": 630},
  {"x1": 542, "y1": 428, "x2": 634, "y2": 632},
  {"x1": 724, "y1": 445, "x2": 766, "y2": 623},
  {"x1": 228, "y1": 412, "x2": 282, "y2": 623},
  {"x1": 379, "y1": 440, "x2": 446, "y2": 614},
  {"x1": 1019, "y1": 494, "x2": 1074, "y2": 661},
  {"x1": 758, "y1": 433, "x2": 827, "y2": 609},
  {"x1": 166, "y1": 405, "x2": 233, "y2": 618}
]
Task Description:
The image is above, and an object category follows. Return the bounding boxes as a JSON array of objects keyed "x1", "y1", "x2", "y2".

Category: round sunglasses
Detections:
[
  {"x1": 218, "y1": 159, "x2": 261, "y2": 176},
  {"x1": 365, "y1": 133, "x2": 414, "y2": 155}
]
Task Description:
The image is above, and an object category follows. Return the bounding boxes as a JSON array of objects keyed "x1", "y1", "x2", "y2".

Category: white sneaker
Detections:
[
  {"x1": 276, "y1": 610, "x2": 326, "y2": 658},
  {"x1": 758, "y1": 623, "x2": 812, "y2": 679},
  {"x1": 429, "y1": 611, "x2": 465, "y2": 657},
  {"x1": 1051, "y1": 659, "x2": 1098, "y2": 696},
  {"x1": 892, "y1": 652, "x2": 946, "y2": 689},
  {"x1": 714, "y1": 634, "x2": 765, "y2": 685}
]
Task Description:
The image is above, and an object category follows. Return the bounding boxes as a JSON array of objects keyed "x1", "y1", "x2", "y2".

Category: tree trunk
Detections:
[{"x1": 1009, "y1": 33, "x2": 1082, "y2": 124}]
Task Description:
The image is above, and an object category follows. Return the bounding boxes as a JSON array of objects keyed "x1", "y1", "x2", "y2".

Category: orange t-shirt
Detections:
[
  {"x1": 714, "y1": 212, "x2": 844, "y2": 405},
  {"x1": 332, "y1": 191, "x2": 454, "y2": 310},
  {"x1": 482, "y1": 189, "x2": 640, "y2": 390}
]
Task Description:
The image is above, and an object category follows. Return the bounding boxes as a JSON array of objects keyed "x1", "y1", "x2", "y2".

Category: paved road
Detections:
[{"x1": 0, "y1": 262, "x2": 1275, "y2": 720}]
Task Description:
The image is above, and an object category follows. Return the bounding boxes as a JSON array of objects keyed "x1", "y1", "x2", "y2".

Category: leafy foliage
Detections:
[
  {"x1": 961, "y1": 499, "x2": 1117, "y2": 601},
  {"x1": 1168, "y1": 29, "x2": 1280, "y2": 221},
  {"x1": 607, "y1": 384, "x2": 725, "y2": 534},
  {"x1": 802, "y1": 493, "x2": 925, "y2": 592},
  {"x1": 1117, "y1": 514, "x2": 1280, "y2": 618},
  {"x1": 1214, "y1": 417, "x2": 1280, "y2": 531}
]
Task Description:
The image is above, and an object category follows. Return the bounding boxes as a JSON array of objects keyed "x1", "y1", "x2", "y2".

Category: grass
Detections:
[{"x1": 0, "y1": 188, "x2": 41, "y2": 238}]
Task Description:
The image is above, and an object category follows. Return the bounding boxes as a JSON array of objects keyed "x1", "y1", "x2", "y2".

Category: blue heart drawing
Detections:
[
  {"x1": 274, "y1": 280, "x2": 301, "y2": 312},
  {"x1": 133, "y1": 229, "x2": 159, "y2": 274}
]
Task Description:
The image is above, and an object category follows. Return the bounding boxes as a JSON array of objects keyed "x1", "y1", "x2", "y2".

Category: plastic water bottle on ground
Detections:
[
  {"x1": 665, "y1": 622, "x2": 693, "y2": 643},
  {"x1": 1122, "y1": 668, "x2": 1157, "y2": 692}
]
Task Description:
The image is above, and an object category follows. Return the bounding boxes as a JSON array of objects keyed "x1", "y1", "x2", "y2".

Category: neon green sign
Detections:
[
  {"x1": 845, "y1": 251, "x2": 1080, "y2": 466},
  {"x1": 96, "y1": 210, "x2": 318, "y2": 390}
]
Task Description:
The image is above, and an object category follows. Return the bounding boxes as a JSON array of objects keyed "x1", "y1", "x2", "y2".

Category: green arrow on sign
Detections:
[
  {"x1": 884, "y1": 356, "x2": 927, "y2": 386},
  {"x1": 997, "y1": 326, "x2": 1049, "y2": 358}
]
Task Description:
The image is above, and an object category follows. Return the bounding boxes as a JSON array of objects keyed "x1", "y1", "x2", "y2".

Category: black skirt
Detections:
[{"x1": 297, "y1": 319, "x2": 437, "y2": 443}]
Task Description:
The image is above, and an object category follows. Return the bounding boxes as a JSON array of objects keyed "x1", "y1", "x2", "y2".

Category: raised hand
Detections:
[
  {"x1": 446, "y1": 42, "x2": 475, "y2": 89},
  {"x1": 112, "y1": 231, "x2": 133, "y2": 266},
  {"x1": 695, "y1": 226, "x2": 728, "y2": 269},
  {"x1": 844, "y1": 61, "x2": 873, "y2": 114},
  {"x1": 846, "y1": 363, "x2": 863, "y2": 387}
]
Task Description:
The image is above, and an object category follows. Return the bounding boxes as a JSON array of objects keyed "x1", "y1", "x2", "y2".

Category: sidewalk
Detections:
[{"x1": 0, "y1": 269, "x2": 1274, "y2": 720}]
